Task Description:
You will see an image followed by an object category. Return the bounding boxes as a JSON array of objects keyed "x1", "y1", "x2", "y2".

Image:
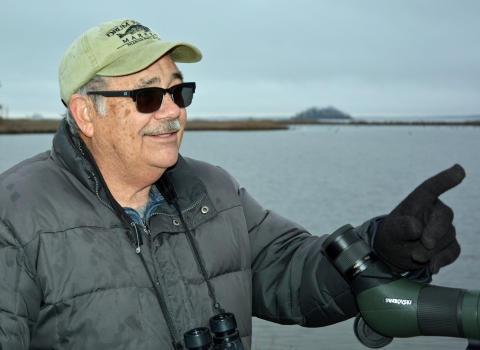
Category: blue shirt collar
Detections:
[{"x1": 124, "y1": 185, "x2": 166, "y2": 225}]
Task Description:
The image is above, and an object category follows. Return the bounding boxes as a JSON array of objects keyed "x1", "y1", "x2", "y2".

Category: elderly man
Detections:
[{"x1": 0, "y1": 19, "x2": 464, "y2": 349}]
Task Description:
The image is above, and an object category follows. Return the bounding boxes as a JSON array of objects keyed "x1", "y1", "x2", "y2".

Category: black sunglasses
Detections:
[{"x1": 87, "y1": 82, "x2": 196, "y2": 113}]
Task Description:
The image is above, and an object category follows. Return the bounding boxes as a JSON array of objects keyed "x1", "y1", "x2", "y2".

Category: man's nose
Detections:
[{"x1": 154, "y1": 92, "x2": 181, "y2": 119}]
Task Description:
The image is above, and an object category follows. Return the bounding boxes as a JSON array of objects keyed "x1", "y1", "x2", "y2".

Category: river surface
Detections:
[{"x1": 1, "y1": 125, "x2": 479, "y2": 350}]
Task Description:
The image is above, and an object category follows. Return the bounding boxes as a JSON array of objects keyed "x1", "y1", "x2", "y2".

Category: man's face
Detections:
[{"x1": 87, "y1": 55, "x2": 187, "y2": 180}]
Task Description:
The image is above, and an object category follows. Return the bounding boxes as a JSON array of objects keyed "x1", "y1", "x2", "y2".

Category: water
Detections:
[{"x1": 1, "y1": 125, "x2": 479, "y2": 350}]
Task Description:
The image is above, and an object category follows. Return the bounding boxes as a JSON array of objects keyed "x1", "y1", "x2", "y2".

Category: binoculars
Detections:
[
  {"x1": 184, "y1": 312, "x2": 244, "y2": 350},
  {"x1": 321, "y1": 224, "x2": 480, "y2": 348}
]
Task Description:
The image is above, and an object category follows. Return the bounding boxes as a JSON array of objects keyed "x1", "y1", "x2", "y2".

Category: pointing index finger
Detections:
[{"x1": 394, "y1": 164, "x2": 465, "y2": 216}]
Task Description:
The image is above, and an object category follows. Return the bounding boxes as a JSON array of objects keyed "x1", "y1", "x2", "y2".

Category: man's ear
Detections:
[{"x1": 69, "y1": 94, "x2": 95, "y2": 138}]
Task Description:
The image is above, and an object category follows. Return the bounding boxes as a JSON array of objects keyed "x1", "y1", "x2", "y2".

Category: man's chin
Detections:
[{"x1": 156, "y1": 152, "x2": 179, "y2": 171}]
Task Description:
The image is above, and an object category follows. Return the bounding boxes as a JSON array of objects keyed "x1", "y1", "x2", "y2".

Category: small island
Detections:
[{"x1": 293, "y1": 106, "x2": 352, "y2": 120}]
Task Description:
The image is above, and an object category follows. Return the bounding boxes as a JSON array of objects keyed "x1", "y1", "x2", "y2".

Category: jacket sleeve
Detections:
[
  {"x1": 0, "y1": 218, "x2": 41, "y2": 349},
  {"x1": 239, "y1": 188, "x2": 363, "y2": 327}
]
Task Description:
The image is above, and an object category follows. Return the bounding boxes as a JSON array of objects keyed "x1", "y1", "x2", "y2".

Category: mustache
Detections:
[{"x1": 142, "y1": 119, "x2": 181, "y2": 136}]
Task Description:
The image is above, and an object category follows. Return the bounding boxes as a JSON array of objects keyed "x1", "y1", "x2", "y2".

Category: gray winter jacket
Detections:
[{"x1": 0, "y1": 120, "x2": 363, "y2": 349}]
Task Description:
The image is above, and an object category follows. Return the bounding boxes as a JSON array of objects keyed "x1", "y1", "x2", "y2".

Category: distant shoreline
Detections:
[{"x1": 0, "y1": 118, "x2": 479, "y2": 134}]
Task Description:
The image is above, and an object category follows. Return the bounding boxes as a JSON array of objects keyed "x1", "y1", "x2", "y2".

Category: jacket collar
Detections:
[{"x1": 52, "y1": 119, "x2": 98, "y2": 195}]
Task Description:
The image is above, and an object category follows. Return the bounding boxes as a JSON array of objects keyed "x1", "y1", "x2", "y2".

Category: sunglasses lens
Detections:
[
  {"x1": 172, "y1": 85, "x2": 194, "y2": 108},
  {"x1": 135, "y1": 84, "x2": 195, "y2": 113},
  {"x1": 136, "y1": 89, "x2": 163, "y2": 113}
]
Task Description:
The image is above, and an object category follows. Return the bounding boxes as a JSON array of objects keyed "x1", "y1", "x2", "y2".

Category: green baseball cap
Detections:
[{"x1": 59, "y1": 18, "x2": 202, "y2": 105}]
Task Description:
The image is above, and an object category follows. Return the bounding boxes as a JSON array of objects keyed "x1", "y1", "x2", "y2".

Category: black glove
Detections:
[{"x1": 374, "y1": 164, "x2": 465, "y2": 275}]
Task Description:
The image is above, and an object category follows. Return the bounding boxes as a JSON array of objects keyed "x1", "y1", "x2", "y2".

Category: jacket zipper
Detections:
[
  {"x1": 90, "y1": 172, "x2": 114, "y2": 211},
  {"x1": 130, "y1": 222, "x2": 142, "y2": 253},
  {"x1": 88, "y1": 171, "x2": 145, "y2": 253},
  {"x1": 142, "y1": 218, "x2": 151, "y2": 236}
]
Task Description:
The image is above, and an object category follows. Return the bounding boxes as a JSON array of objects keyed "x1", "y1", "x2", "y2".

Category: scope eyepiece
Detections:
[{"x1": 321, "y1": 224, "x2": 379, "y2": 282}]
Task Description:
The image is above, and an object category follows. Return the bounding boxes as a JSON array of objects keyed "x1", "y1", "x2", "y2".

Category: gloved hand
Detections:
[{"x1": 374, "y1": 164, "x2": 465, "y2": 275}]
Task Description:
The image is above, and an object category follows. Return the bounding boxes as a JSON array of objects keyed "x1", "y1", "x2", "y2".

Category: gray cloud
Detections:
[{"x1": 1, "y1": 0, "x2": 479, "y2": 118}]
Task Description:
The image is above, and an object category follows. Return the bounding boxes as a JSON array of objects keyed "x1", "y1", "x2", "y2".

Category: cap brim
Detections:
[{"x1": 98, "y1": 40, "x2": 202, "y2": 77}]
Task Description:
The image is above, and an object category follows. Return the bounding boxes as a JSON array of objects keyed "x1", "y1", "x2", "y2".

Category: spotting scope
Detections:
[{"x1": 321, "y1": 224, "x2": 480, "y2": 348}]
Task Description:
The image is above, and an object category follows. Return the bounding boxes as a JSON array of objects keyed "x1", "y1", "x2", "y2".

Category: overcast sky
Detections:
[{"x1": 0, "y1": 0, "x2": 479, "y2": 119}]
